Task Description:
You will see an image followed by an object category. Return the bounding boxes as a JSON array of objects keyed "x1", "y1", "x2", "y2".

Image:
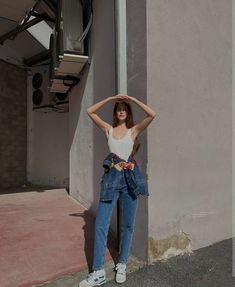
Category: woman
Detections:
[{"x1": 79, "y1": 94, "x2": 156, "y2": 287}]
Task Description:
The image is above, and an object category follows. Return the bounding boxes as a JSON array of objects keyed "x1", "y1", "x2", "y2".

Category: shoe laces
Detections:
[
  {"x1": 115, "y1": 263, "x2": 126, "y2": 273},
  {"x1": 87, "y1": 270, "x2": 105, "y2": 283}
]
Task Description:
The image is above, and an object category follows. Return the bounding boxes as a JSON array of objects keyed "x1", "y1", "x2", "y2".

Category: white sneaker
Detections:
[
  {"x1": 115, "y1": 263, "x2": 126, "y2": 284},
  {"x1": 79, "y1": 269, "x2": 106, "y2": 287}
]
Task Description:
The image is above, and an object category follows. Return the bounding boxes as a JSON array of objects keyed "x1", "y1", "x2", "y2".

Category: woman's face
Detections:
[{"x1": 116, "y1": 104, "x2": 128, "y2": 122}]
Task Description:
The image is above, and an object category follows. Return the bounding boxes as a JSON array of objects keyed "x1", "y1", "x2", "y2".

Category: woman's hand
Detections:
[
  {"x1": 113, "y1": 162, "x2": 135, "y2": 171},
  {"x1": 110, "y1": 94, "x2": 132, "y2": 102},
  {"x1": 113, "y1": 163, "x2": 123, "y2": 171},
  {"x1": 110, "y1": 94, "x2": 128, "y2": 101}
]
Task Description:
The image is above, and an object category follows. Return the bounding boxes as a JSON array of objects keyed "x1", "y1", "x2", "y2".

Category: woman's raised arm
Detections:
[
  {"x1": 86, "y1": 94, "x2": 127, "y2": 134},
  {"x1": 87, "y1": 97, "x2": 112, "y2": 134},
  {"x1": 124, "y1": 95, "x2": 157, "y2": 137}
]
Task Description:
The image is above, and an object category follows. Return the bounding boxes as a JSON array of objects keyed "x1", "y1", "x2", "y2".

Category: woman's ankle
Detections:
[{"x1": 92, "y1": 268, "x2": 105, "y2": 274}]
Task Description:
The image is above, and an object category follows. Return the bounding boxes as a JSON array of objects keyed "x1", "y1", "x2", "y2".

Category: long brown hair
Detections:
[
  {"x1": 112, "y1": 101, "x2": 134, "y2": 128},
  {"x1": 112, "y1": 101, "x2": 140, "y2": 155}
]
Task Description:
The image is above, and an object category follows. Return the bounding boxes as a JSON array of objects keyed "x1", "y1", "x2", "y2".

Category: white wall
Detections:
[
  {"x1": 147, "y1": 0, "x2": 232, "y2": 251},
  {"x1": 27, "y1": 72, "x2": 69, "y2": 187}
]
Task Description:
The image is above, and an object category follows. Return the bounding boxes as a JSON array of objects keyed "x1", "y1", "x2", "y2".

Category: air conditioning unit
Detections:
[
  {"x1": 31, "y1": 66, "x2": 56, "y2": 110},
  {"x1": 59, "y1": 0, "x2": 84, "y2": 55},
  {"x1": 30, "y1": 66, "x2": 70, "y2": 111},
  {"x1": 49, "y1": 33, "x2": 80, "y2": 93}
]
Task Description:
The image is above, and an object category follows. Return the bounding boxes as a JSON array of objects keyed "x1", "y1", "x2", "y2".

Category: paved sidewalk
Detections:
[
  {"x1": 0, "y1": 186, "x2": 117, "y2": 287},
  {"x1": 105, "y1": 237, "x2": 235, "y2": 287},
  {"x1": 37, "y1": 238, "x2": 235, "y2": 287}
]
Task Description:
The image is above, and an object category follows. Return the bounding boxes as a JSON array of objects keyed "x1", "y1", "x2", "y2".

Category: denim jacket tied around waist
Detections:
[{"x1": 99, "y1": 152, "x2": 149, "y2": 202}]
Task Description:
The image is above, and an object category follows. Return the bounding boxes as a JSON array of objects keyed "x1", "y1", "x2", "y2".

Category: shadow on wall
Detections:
[
  {"x1": 69, "y1": 208, "x2": 119, "y2": 272},
  {"x1": 92, "y1": 0, "x2": 117, "y2": 230},
  {"x1": 68, "y1": 0, "x2": 118, "y2": 266},
  {"x1": 67, "y1": 67, "x2": 119, "y2": 270}
]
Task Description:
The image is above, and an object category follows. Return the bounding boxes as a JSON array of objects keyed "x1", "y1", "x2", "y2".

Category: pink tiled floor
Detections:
[{"x1": 0, "y1": 188, "x2": 118, "y2": 287}]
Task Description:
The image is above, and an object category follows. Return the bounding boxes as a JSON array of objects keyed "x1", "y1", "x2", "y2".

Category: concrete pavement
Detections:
[
  {"x1": 39, "y1": 238, "x2": 235, "y2": 287},
  {"x1": 0, "y1": 186, "x2": 118, "y2": 287},
  {"x1": 105, "y1": 237, "x2": 235, "y2": 287}
]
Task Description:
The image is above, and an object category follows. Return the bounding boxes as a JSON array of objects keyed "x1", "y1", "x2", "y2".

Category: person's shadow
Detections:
[{"x1": 70, "y1": 209, "x2": 119, "y2": 272}]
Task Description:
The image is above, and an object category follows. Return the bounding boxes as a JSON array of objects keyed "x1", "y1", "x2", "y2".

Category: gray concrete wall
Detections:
[
  {"x1": 0, "y1": 60, "x2": 27, "y2": 188},
  {"x1": 126, "y1": 0, "x2": 149, "y2": 262},
  {"x1": 69, "y1": 0, "x2": 116, "y2": 228},
  {"x1": 146, "y1": 0, "x2": 232, "y2": 261},
  {"x1": 27, "y1": 69, "x2": 69, "y2": 187}
]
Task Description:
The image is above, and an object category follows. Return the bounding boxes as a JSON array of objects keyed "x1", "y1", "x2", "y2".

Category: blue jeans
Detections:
[{"x1": 92, "y1": 183, "x2": 139, "y2": 271}]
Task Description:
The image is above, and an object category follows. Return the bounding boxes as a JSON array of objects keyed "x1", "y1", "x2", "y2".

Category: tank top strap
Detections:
[{"x1": 128, "y1": 127, "x2": 132, "y2": 137}]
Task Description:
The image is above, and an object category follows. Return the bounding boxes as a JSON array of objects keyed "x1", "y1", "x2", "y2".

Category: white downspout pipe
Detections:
[
  {"x1": 114, "y1": 0, "x2": 128, "y2": 252},
  {"x1": 115, "y1": 0, "x2": 127, "y2": 94}
]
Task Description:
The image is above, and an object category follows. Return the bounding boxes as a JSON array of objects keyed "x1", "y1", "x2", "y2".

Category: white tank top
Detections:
[{"x1": 107, "y1": 126, "x2": 134, "y2": 162}]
